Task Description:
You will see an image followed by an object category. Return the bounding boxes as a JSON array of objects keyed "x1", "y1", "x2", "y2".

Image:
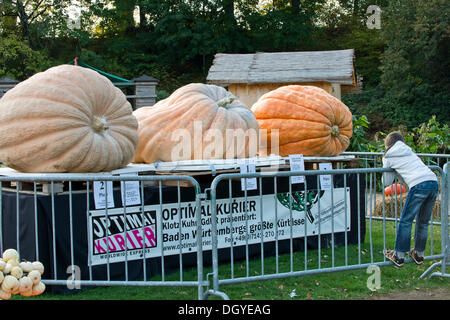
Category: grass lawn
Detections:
[{"x1": 10, "y1": 219, "x2": 449, "y2": 300}]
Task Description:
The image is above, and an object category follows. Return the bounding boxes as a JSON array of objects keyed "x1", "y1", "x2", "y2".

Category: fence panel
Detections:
[
  {"x1": 0, "y1": 162, "x2": 447, "y2": 300},
  {"x1": 342, "y1": 151, "x2": 450, "y2": 168},
  {"x1": 0, "y1": 174, "x2": 207, "y2": 299},
  {"x1": 420, "y1": 163, "x2": 449, "y2": 279}
]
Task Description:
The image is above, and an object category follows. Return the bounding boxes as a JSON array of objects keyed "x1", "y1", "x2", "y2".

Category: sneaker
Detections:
[
  {"x1": 410, "y1": 249, "x2": 424, "y2": 265},
  {"x1": 385, "y1": 249, "x2": 404, "y2": 268}
]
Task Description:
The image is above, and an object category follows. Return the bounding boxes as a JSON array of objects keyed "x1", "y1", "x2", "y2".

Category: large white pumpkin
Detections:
[{"x1": 132, "y1": 83, "x2": 260, "y2": 164}]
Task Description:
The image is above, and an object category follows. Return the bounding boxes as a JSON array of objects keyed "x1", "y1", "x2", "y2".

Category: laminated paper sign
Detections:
[
  {"x1": 93, "y1": 181, "x2": 115, "y2": 209},
  {"x1": 88, "y1": 188, "x2": 351, "y2": 266},
  {"x1": 240, "y1": 161, "x2": 257, "y2": 191},
  {"x1": 319, "y1": 163, "x2": 333, "y2": 190},
  {"x1": 120, "y1": 173, "x2": 141, "y2": 207},
  {"x1": 289, "y1": 154, "x2": 305, "y2": 184}
]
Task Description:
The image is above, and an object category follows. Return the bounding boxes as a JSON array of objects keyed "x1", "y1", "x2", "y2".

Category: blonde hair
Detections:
[{"x1": 385, "y1": 131, "x2": 404, "y2": 151}]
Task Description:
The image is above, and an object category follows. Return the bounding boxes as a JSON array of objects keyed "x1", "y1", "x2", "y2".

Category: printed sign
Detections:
[
  {"x1": 88, "y1": 188, "x2": 351, "y2": 266},
  {"x1": 240, "y1": 161, "x2": 257, "y2": 191},
  {"x1": 93, "y1": 181, "x2": 115, "y2": 209},
  {"x1": 90, "y1": 208, "x2": 157, "y2": 265},
  {"x1": 319, "y1": 163, "x2": 333, "y2": 190},
  {"x1": 120, "y1": 178, "x2": 141, "y2": 207}
]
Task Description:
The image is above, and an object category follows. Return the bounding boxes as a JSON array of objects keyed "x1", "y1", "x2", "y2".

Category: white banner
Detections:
[{"x1": 88, "y1": 188, "x2": 350, "y2": 266}]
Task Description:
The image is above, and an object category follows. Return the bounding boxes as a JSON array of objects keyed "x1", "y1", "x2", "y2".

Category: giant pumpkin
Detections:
[
  {"x1": 133, "y1": 83, "x2": 260, "y2": 163},
  {"x1": 251, "y1": 85, "x2": 353, "y2": 157},
  {"x1": 0, "y1": 65, "x2": 139, "y2": 172}
]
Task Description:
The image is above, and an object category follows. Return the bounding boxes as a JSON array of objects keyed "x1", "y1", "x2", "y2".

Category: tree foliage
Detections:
[
  {"x1": 0, "y1": 35, "x2": 51, "y2": 80},
  {"x1": 374, "y1": 0, "x2": 450, "y2": 129},
  {"x1": 0, "y1": 0, "x2": 448, "y2": 134}
]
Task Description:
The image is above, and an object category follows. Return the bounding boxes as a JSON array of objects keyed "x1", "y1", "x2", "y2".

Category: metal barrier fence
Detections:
[
  {"x1": 206, "y1": 165, "x2": 448, "y2": 299},
  {"x1": 343, "y1": 152, "x2": 450, "y2": 224},
  {"x1": 420, "y1": 163, "x2": 449, "y2": 279},
  {"x1": 0, "y1": 164, "x2": 448, "y2": 300},
  {"x1": 343, "y1": 151, "x2": 450, "y2": 168}
]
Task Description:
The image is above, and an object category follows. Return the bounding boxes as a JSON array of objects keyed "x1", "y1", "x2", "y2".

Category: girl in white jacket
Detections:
[{"x1": 382, "y1": 131, "x2": 438, "y2": 267}]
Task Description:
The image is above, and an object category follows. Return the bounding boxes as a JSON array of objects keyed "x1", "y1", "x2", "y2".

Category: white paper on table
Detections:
[
  {"x1": 288, "y1": 154, "x2": 305, "y2": 184},
  {"x1": 120, "y1": 173, "x2": 141, "y2": 206},
  {"x1": 318, "y1": 162, "x2": 333, "y2": 190},
  {"x1": 240, "y1": 160, "x2": 257, "y2": 191},
  {"x1": 93, "y1": 181, "x2": 115, "y2": 209}
]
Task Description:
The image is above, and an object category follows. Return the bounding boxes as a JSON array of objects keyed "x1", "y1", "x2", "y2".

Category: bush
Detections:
[
  {"x1": 348, "y1": 115, "x2": 384, "y2": 153},
  {"x1": 373, "y1": 84, "x2": 450, "y2": 130},
  {"x1": 0, "y1": 35, "x2": 53, "y2": 81},
  {"x1": 404, "y1": 116, "x2": 449, "y2": 167},
  {"x1": 349, "y1": 115, "x2": 449, "y2": 157},
  {"x1": 342, "y1": 88, "x2": 390, "y2": 137},
  {"x1": 343, "y1": 84, "x2": 450, "y2": 135}
]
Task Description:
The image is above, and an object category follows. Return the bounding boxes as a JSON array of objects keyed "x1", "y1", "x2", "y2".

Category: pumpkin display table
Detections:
[
  {"x1": 0, "y1": 67, "x2": 364, "y2": 293},
  {"x1": 0, "y1": 157, "x2": 365, "y2": 293}
]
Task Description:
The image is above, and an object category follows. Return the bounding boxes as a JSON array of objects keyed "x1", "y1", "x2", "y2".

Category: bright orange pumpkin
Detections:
[
  {"x1": 132, "y1": 83, "x2": 260, "y2": 164},
  {"x1": 0, "y1": 65, "x2": 139, "y2": 172},
  {"x1": 251, "y1": 85, "x2": 353, "y2": 157}
]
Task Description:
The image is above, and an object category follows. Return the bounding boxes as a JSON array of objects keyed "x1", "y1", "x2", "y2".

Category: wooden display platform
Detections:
[{"x1": 0, "y1": 155, "x2": 358, "y2": 192}]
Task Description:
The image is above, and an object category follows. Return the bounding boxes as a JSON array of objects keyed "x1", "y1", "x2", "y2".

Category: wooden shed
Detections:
[{"x1": 206, "y1": 49, "x2": 356, "y2": 107}]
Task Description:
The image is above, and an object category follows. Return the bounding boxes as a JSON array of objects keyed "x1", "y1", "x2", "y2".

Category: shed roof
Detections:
[
  {"x1": 206, "y1": 49, "x2": 355, "y2": 86},
  {"x1": 132, "y1": 74, "x2": 159, "y2": 82},
  {"x1": 0, "y1": 77, "x2": 19, "y2": 84}
]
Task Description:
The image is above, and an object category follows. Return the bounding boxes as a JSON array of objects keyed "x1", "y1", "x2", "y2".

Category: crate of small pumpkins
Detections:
[{"x1": 0, "y1": 249, "x2": 45, "y2": 300}]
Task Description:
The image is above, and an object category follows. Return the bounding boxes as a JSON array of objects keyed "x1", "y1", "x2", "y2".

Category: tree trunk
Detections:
[
  {"x1": 16, "y1": 0, "x2": 30, "y2": 44},
  {"x1": 353, "y1": 0, "x2": 359, "y2": 16},
  {"x1": 138, "y1": 4, "x2": 146, "y2": 28},
  {"x1": 114, "y1": 0, "x2": 137, "y2": 33},
  {"x1": 0, "y1": 0, "x2": 17, "y2": 32},
  {"x1": 291, "y1": 0, "x2": 300, "y2": 15},
  {"x1": 222, "y1": 0, "x2": 236, "y2": 26}
]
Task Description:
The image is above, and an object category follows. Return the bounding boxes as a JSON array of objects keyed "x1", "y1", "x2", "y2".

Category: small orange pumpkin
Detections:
[
  {"x1": 0, "y1": 65, "x2": 139, "y2": 172},
  {"x1": 251, "y1": 85, "x2": 353, "y2": 157},
  {"x1": 384, "y1": 184, "x2": 406, "y2": 197},
  {"x1": 133, "y1": 83, "x2": 260, "y2": 163}
]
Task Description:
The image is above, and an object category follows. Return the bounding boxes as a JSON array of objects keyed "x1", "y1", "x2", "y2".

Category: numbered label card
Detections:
[
  {"x1": 319, "y1": 163, "x2": 333, "y2": 190},
  {"x1": 240, "y1": 161, "x2": 257, "y2": 191},
  {"x1": 318, "y1": 163, "x2": 333, "y2": 190},
  {"x1": 120, "y1": 174, "x2": 141, "y2": 206},
  {"x1": 93, "y1": 181, "x2": 115, "y2": 209},
  {"x1": 288, "y1": 154, "x2": 305, "y2": 184}
]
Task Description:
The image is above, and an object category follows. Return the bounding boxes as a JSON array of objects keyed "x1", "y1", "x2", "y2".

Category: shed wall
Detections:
[{"x1": 228, "y1": 82, "x2": 335, "y2": 108}]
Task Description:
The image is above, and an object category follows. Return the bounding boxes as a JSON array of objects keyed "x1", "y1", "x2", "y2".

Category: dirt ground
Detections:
[{"x1": 366, "y1": 287, "x2": 450, "y2": 300}]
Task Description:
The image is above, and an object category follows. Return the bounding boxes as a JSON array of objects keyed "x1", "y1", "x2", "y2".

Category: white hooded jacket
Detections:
[{"x1": 382, "y1": 141, "x2": 437, "y2": 189}]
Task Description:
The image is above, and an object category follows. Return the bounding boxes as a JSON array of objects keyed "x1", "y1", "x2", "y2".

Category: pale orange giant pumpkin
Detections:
[
  {"x1": 251, "y1": 85, "x2": 353, "y2": 157},
  {"x1": 0, "y1": 65, "x2": 139, "y2": 172},
  {"x1": 133, "y1": 83, "x2": 260, "y2": 163}
]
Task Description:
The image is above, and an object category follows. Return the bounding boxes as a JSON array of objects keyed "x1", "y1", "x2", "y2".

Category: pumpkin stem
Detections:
[
  {"x1": 92, "y1": 116, "x2": 109, "y2": 133},
  {"x1": 331, "y1": 125, "x2": 340, "y2": 137},
  {"x1": 217, "y1": 96, "x2": 234, "y2": 109}
]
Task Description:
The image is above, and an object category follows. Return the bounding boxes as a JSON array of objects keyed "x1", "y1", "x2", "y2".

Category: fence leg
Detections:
[
  {"x1": 420, "y1": 163, "x2": 449, "y2": 279},
  {"x1": 202, "y1": 187, "x2": 231, "y2": 300},
  {"x1": 204, "y1": 289, "x2": 230, "y2": 300},
  {"x1": 419, "y1": 261, "x2": 450, "y2": 279},
  {"x1": 201, "y1": 273, "x2": 230, "y2": 300}
]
